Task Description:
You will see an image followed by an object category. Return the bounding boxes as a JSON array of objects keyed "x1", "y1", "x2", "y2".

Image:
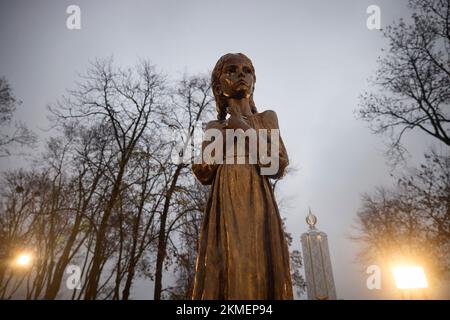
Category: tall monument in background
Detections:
[{"x1": 301, "y1": 209, "x2": 337, "y2": 300}]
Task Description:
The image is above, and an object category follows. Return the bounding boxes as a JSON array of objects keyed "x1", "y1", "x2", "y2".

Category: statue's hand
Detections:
[
  {"x1": 225, "y1": 115, "x2": 251, "y2": 131},
  {"x1": 226, "y1": 104, "x2": 241, "y2": 117},
  {"x1": 225, "y1": 103, "x2": 251, "y2": 130}
]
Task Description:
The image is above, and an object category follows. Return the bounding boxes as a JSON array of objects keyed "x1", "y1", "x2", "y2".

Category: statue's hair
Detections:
[{"x1": 211, "y1": 53, "x2": 257, "y2": 121}]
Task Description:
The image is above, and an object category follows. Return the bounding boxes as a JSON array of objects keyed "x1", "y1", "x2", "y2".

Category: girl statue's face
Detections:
[{"x1": 217, "y1": 57, "x2": 254, "y2": 99}]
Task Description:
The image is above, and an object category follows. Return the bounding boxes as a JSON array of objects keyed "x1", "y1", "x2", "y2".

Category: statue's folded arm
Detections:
[
  {"x1": 192, "y1": 120, "x2": 224, "y2": 185},
  {"x1": 256, "y1": 110, "x2": 289, "y2": 180}
]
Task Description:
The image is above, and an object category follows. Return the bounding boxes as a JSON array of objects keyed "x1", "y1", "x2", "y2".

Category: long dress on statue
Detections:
[{"x1": 191, "y1": 110, "x2": 293, "y2": 300}]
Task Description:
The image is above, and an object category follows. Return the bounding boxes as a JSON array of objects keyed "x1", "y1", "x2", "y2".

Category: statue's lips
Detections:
[{"x1": 236, "y1": 80, "x2": 249, "y2": 87}]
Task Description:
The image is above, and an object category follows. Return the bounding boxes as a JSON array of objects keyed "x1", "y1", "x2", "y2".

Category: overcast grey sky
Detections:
[{"x1": 1, "y1": 0, "x2": 444, "y2": 299}]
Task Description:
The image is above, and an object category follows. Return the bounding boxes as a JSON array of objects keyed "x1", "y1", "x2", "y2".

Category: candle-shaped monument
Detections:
[{"x1": 301, "y1": 209, "x2": 337, "y2": 300}]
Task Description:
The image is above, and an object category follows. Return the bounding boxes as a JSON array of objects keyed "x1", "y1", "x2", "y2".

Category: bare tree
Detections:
[
  {"x1": 49, "y1": 57, "x2": 166, "y2": 299},
  {"x1": 0, "y1": 77, "x2": 36, "y2": 157},
  {"x1": 153, "y1": 74, "x2": 213, "y2": 300},
  {"x1": 42, "y1": 123, "x2": 110, "y2": 299},
  {"x1": 163, "y1": 180, "x2": 209, "y2": 300},
  {"x1": 358, "y1": 0, "x2": 450, "y2": 162},
  {"x1": 105, "y1": 134, "x2": 166, "y2": 300},
  {"x1": 284, "y1": 230, "x2": 307, "y2": 298}
]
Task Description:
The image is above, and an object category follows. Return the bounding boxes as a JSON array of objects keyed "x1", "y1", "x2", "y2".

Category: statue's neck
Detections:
[{"x1": 227, "y1": 98, "x2": 252, "y2": 116}]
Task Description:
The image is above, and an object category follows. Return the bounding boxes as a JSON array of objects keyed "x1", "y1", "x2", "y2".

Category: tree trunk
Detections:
[
  {"x1": 84, "y1": 163, "x2": 126, "y2": 300},
  {"x1": 153, "y1": 165, "x2": 183, "y2": 300}
]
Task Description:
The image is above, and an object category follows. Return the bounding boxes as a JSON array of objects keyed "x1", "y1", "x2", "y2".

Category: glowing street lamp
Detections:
[
  {"x1": 391, "y1": 265, "x2": 428, "y2": 299},
  {"x1": 392, "y1": 265, "x2": 428, "y2": 289},
  {"x1": 14, "y1": 252, "x2": 33, "y2": 268}
]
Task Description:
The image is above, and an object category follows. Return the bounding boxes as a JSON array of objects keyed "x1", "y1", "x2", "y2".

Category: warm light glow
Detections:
[
  {"x1": 392, "y1": 265, "x2": 428, "y2": 289},
  {"x1": 15, "y1": 253, "x2": 33, "y2": 267}
]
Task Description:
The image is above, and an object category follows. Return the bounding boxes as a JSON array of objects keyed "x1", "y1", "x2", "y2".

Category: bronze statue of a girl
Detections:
[{"x1": 192, "y1": 53, "x2": 293, "y2": 299}]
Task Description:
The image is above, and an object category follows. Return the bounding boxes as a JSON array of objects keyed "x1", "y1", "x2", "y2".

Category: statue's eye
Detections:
[
  {"x1": 227, "y1": 65, "x2": 237, "y2": 74},
  {"x1": 243, "y1": 67, "x2": 252, "y2": 74}
]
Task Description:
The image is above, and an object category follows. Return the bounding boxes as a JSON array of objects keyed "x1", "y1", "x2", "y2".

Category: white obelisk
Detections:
[{"x1": 301, "y1": 209, "x2": 337, "y2": 300}]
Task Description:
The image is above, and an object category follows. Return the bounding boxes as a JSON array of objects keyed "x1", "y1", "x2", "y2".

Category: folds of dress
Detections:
[{"x1": 191, "y1": 110, "x2": 293, "y2": 300}]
